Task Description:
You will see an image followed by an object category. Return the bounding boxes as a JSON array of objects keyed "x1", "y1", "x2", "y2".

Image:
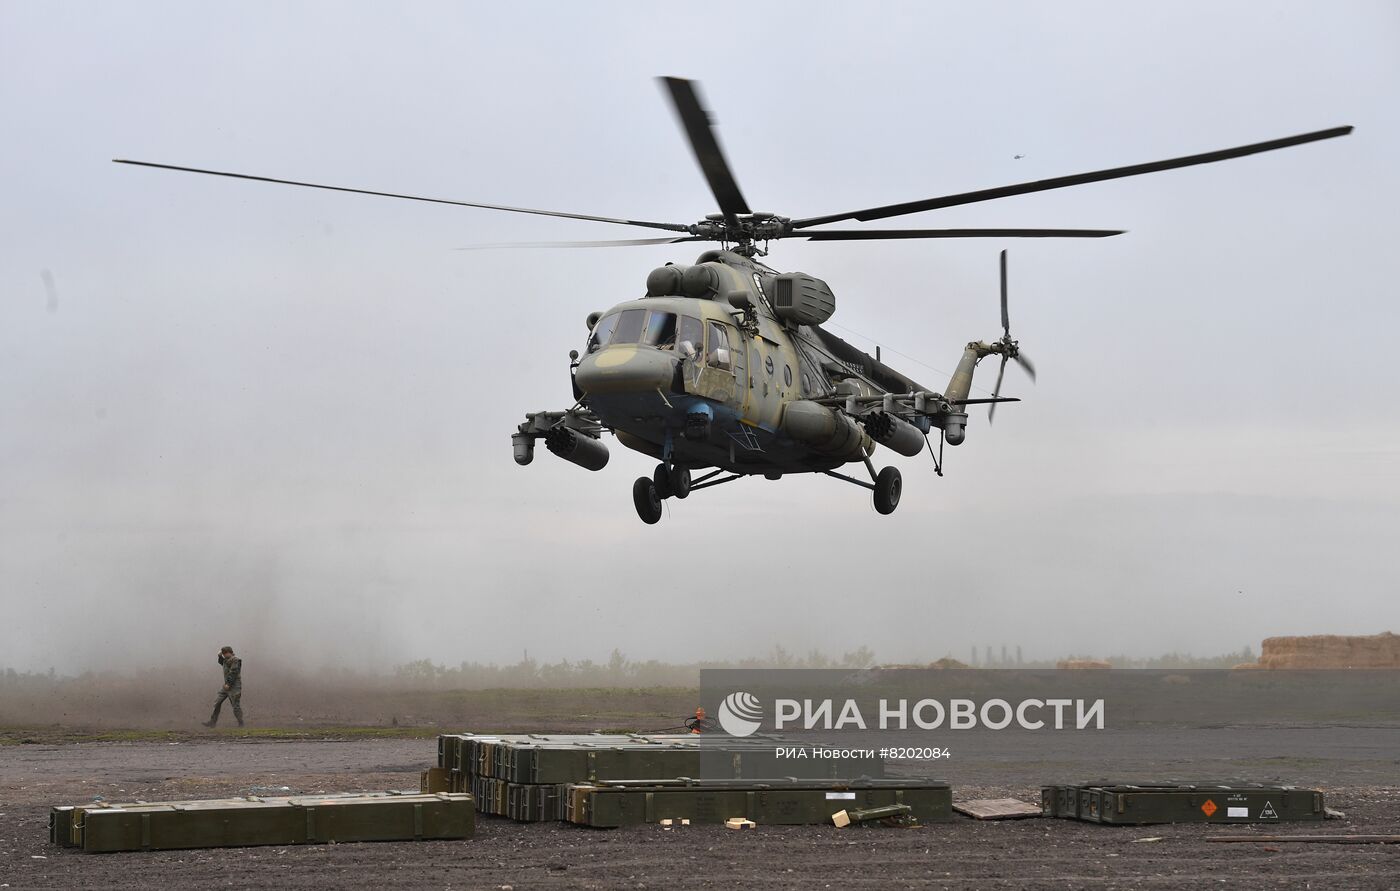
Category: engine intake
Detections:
[{"x1": 772, "y1": 273, "x2": 836, "y2": 326}]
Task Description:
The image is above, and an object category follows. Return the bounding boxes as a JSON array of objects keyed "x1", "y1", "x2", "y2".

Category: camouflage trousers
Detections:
[{"x1": 210, "y1": 687, "x2": 243, "y2": 725}]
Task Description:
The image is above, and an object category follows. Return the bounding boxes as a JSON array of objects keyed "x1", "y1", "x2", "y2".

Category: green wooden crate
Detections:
[
  {"x1": 59, "y1": 795, "x2": 274, "y2": 848},
  {"x1": 1042, "y1": 781, "x2": 1197, "y2": 819},
  {"x1": 1079, "y1": 784, "x2": 1324, "y2": 825},
  {"x1": 496, "y1": 740, "x2": 883, "y2": 784},
  {"x1": 49, "y1": 807, "x2": 76, "y2": 846},
  {"x1": 76, "y1": 793, "x2": 475, "y2": 852},
  {"x1": 566, "y1": 778, "x2": 951, "y2": 828},
  {"x1": 441, "y1": 732, "x2": 887, "y2": 821},
  {"x1": 505, "y1": 782, "x2": 567, "y2": 822}
]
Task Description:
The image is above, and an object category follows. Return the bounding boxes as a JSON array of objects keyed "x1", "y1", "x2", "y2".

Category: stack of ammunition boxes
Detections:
[
  {"x1": 1041, "y1": 782, "x2": 1325, "y2": 824},
  {"x1": 50, "y1": 791, "x2": 475, "y2": 853},
  {"x1": 564, "y1": 777, "x2": 953, "y2": 828},
  {"x1": 434, "y1": 732, "x2": 892, "y2": 823}
]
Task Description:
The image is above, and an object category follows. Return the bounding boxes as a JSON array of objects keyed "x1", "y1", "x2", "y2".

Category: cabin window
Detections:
[
  {"x1": 642, "y1": 311, "x2": 678, "y2": 349},
  {"x1": 707, "y1": 321, "x2": 733, "y2": 370},
  {"x1": 784, "y1": 364, "x2": 793, "y2": 387},
  {"x1": 677, "y1": 314, "x2": 704, "y2": 355}
]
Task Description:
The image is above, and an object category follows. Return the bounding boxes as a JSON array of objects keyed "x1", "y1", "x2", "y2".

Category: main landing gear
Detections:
[
  {"x1": 633, "y1": 477, "x2": 663, "y2": 525},
  {"x1": 634, "y1": 460, "x2": 904, "y2": 523},
  {"x1": 818, "y1": 460, "x2": 903, "y2": 516},
  {"x1": 873, "y1": 466, "x2": 902, "y2": 515},
  {"x1": 633, "y1": 463, "x2": 692, "y2": 525},
  {"x1": 653, "y1": 463, "x2": 691, "y2": 500}
]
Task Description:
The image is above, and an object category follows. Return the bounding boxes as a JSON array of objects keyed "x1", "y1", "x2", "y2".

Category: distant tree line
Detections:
[
  {"x1": 0, "y1": 645, "x2": 1266, "y2": 691},
  {"x1": 388, "y1": 645, "x2": 878, "y2": 689}
]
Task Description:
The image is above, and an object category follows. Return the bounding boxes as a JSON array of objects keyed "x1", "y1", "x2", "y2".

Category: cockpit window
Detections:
[
  {"x1": 587, "y1": 312, "x2": 620, "y2": 352},
  {"x1": 642, "y1": 311, "x2": 677, "y2": 348},
  {"x1": 590, "y1": 308, "x2": 694, "y2": 352},
  {"x1": 611, "y1": 309, "x2": 647, "y2": 345}
]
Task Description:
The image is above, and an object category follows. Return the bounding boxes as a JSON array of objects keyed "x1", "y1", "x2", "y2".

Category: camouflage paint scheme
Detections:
[{"x1": 573, "y1": 248, "x2": 912, "y2": 476}]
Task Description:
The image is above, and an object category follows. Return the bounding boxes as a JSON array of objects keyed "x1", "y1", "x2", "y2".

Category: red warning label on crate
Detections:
[{"x1": 1200, "y1": 799, "x2": 1218, "y2": 817}]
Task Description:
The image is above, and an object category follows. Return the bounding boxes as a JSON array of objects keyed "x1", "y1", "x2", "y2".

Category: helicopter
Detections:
[{"x1": 114, "y1": 78, "x2": 1350, "y2": 524}]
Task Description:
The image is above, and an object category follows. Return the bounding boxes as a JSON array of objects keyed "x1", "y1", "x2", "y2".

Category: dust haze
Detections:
[{"x1": 2, "y1": 2, "x2": 1398, "y2": 678}]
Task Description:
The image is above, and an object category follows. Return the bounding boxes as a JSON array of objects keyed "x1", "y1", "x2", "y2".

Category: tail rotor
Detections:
[{"x1": 989, "y1": 250, "x2": 1036, "y2": 422}]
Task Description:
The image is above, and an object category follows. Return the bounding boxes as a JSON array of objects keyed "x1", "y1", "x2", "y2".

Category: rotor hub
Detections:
[{"x1": 688, "y1": 214, "x2": 793, "y2": 249}]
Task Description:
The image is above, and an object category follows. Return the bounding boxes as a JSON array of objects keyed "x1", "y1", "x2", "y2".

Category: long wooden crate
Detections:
[
  {"x1": 55, "y1": 792, "x2": 474, "y2": 853},
  {"x1": 1042, "y1": 783, "x2": 1325, "y2": 824},
  {"x1": 565, "y1": 778, "x2": 952, "y2": 828},
  {"x1": 444, "y1": 732, "x2": 884, "y2": 784}
]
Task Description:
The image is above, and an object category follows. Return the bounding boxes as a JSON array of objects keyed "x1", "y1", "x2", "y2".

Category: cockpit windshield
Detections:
[
  {"x1": 642, "y1": 312, "x2": 677, "y2": 348},
  {"x1": 588, "y1": 309, "x2": 692, "y2": 352},
  {"x1": 612, "y1": 309, "x2": 647, "y2": 345}
]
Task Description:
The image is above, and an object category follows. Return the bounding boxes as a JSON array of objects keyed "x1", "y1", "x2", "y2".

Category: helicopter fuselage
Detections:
[{"x1": 573, "y1": 251, "x2": 901, "y2": 476}]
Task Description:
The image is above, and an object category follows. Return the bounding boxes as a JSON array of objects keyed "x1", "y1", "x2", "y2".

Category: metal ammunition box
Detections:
[
  {"x1": 565, "y1": 778, "x2": 951, "y2": 828},
  {"x1": 69, "y1": 793, "x2": 474, "y2": 853}
]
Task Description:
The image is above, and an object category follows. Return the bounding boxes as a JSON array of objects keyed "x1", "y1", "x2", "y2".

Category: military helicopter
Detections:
[{"x1": 114, "y1": 78, "x2": 1350, "y2": 524}]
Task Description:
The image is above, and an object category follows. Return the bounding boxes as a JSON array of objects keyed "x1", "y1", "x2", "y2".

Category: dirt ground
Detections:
[{"x1": 2, "y1": 707, "x2": 1398, "y2": 889}]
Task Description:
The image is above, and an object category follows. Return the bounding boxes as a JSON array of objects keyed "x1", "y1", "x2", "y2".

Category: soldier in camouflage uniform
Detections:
[{"x1": 203, "y1": 645, "x2": 244, "y2": 727}]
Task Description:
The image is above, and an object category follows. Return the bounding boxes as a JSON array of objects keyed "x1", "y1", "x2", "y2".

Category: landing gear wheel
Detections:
[
  {"x1": 633, "y1": 477, "x2": 663, "y2": 524},
  {"x1": 669, "y1": 466, "x2": 692, "y2": 499},
  {"x1": 873, "y1": 466, "x2": 902, "y2": 515},
  {"x1": 652, "y1": 464, "x2": 674, "y2": 500},
  {"x1": 652, "y1": 464, "x2": 692, "y2": 500}
]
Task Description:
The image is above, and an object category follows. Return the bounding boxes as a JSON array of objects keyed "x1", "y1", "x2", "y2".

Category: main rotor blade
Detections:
[
  {"x1": 989, "y1": 354, "x2": 1009, "y2": 424},
  {"x1": 792, "y1": 126, "x2": 1353, "y2": 228},
  {"x1": 456, "y1": 235, "x2": 705, "y2": 250},
  {"x1": 659, "y1": 77, "x2": 750, "y2": 226},
  {"x1": 1000, "y1": 249, "x2": 1010, "y2": 336},
  {"x1": 797, "y1": 227, "x2": 1124, "y2": 241},
  {"x1": 112, "y1": 160, "x2": 692, "y2": 233}
]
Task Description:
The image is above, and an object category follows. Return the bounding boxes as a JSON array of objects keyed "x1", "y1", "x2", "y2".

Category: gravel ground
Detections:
[{"x1": 2, "y1": 730, "x2": 1398, "y2": 889}]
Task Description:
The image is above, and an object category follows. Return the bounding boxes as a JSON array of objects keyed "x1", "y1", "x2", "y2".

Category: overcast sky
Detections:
[{"x1": 2, "y1": 1, "x2": 1397, "y2": 673}]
